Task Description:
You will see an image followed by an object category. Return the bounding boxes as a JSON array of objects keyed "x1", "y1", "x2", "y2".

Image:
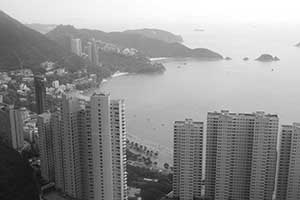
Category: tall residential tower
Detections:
[
  {"x1": 0, "y1": 104, "x2": 24, "y2": 150},
  {"x1": 276, "y1": 125, "x2": 293, "y2": 200},
  {"x1": 44, "y1": 93, "x2": 127, "y2": 200},
  {"x1": 173, "y1": 119, "x2": 203, "y2": 200},
  {"x1": 37, "y1": 112, "x2": 54, "y2": 182},
  {"x1": 285, "y1": 123, "x2": 300, "y2": 200},
  {"x1": 86, "y1": 39, "x2": 99, "y2": 66},
  {"x1": 205, "y1": 110, "x2": 278, "y2": 200},
  {"x1": 71, "y1": 38, "x2": 82, "y2": 56},
  {"x1": 34, "y1": 75, "x2": 47, "y2": 114}
]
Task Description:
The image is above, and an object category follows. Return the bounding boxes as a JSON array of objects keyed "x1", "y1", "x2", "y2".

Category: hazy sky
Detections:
[{"x1": 1, "y1": 0, "x2": 300, "y2": 31}]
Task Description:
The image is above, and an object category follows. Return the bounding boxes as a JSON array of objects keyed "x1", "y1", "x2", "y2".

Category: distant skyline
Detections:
[{"x1": 1, "y1": 0, "x2": 300, "y2": 31}]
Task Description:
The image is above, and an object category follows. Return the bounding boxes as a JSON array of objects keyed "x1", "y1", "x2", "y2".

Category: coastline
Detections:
[
  {"x1": 81, "y1": 68, "x2": 173, "y2": 169},
  {"x1": 83, "y1": 70, "x2": 130, "y2": 96},
  {"x1": 110, "y1": 71, "x2": 129, "y2": 78},
  {"x1": 127, "y1": 133, "x2": 173, "y2": 168},
  {"x1": 149, "y1": 57, "x2": 169, "y2": 61}
]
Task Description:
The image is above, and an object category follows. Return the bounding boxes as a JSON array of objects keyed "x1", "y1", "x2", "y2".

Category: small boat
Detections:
[{"x1": 194, "y1": 29, "x2": 205, "y2": 32}]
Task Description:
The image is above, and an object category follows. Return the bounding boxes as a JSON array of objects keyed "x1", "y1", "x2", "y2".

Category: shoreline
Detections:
[
  {"x1": 82, "y1": 70, "x2": 130, "y2": 96},
  {"x1": 149, "y1": 57, "x2": 169, "y2": 61},
  {"x1": 127, "y1": 133, "x2": 173, "y2": 168},
  {"x1": 81, "y1": 69, "x2": 173, "y2": 168},
  {"x1": 111, "y1": 71, "x2": 129, "y2": 78}
]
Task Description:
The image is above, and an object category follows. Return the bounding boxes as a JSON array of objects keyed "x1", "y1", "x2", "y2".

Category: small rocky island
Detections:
[
  {"x1": 225, "y1": 57, "x2": 232, "y2": 60},
  {"x1": 295, "y1": 42, "x2": 300, "y2": 47},
  {"x1": 255, "y1": 54, "x2": 280, "y2": 62},
  {"x1": 243, "y1": 57, "x2": 249, "y2": 61}
]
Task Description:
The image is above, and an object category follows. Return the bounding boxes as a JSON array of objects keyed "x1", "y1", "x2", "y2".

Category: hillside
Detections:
[
  {"x1": 25, "y1": 23, "x2": 57, "y2": 34},
  {"x1": 47, "y1": 25, "x2": 223, "y2": 60},
  {"x1": 0, "y1": 10, "x2": 84, "y2": 72},
  {"x1": 124, "y1": 28, "x2": 183, "y2": 43},
  {"x1": 0, "y1": 142, "x2": 40, "y2": 200}
]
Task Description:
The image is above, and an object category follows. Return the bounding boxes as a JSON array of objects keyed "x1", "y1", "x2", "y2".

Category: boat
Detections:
[{"x1": 194, "y1": 28, "x2": 205, "y2": 32}]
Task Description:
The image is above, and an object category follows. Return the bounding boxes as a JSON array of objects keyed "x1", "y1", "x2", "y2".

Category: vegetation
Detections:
[
  {"x1": 98, "y1": 51, "x2": 165, "y2": 74},
  {"x1": 47, "y1": 25, "x2": 223, "y2": 59},
  {"x1": 124, "y1": 28, "x2": 183, "y2": 43},
  {"x1": 0, "y1": 142, "x2": 40, "y2": 200},
  {"x1": 0, "y1": 10, "x2": 85, "y2": 72},
  {"x1": 127, "y1": 164, "x2": 172, "y2": 200},
  {"x1": 164, "y1": 163, "x2": 170, "y2": 170}
]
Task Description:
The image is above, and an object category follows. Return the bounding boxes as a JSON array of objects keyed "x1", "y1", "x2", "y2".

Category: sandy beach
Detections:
[{"x1": 127, "y1": 134, "x2": 173, "y2": 168}]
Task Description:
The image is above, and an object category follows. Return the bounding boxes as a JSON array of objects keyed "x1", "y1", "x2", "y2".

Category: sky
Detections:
[{"x1": 1, "y1": 0, "x2": 300, "y2": 31}]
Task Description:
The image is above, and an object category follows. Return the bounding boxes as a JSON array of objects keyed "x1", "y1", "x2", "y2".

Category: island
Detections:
[
  {"x1": 243, "y1": 57, "x2": 249, "y2": 61},
  {"x1": 124, "y1": 28, "x2": 183, "y2": 43},
  {"x1": 225, "y1": 57, "x2": 232, "y2": 60},
  {"x1": 255, "y1": 54, "x2": 280, "y2": 62},
  {"x1": 295, "y1": 42, "x2": 300, "y2": 47}
]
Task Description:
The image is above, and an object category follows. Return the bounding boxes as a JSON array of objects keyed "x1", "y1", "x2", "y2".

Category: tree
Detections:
[
  {"x1": 164, "y1": 163, "x2": 169, "y2": 170},
  {"x1": 141, "y1": 188, "x2": 165, "y2": 200},
  {"x1": 0, "y1": 141, "x2": 40, "y2": 200}
]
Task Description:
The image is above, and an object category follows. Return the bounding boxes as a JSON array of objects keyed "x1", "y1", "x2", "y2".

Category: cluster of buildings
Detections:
[
  {"x1": 70, "y1": 37, "x2": 99, "y2": 66},
  {"x1": 41, "y1": 61, "x2": 67, "y2": 77},
  {"x1": 3, "y1": 63, "x2": 300, "y2": 200},
  {"x1": 34, "y1": 71, "x2": 128, "y2": 200},
  {"x1": 173, "y1": 111, "x2": 300, "y2": 200},
  {"x1": 0, "y1": 102, "x2": 38, "y2": 151},
  {"x1": 70, "y1": 37, "x2": 138, "y2": 67},
  {"x1": 0, "y1": 69, "x2": 33, "y2": 96},
  {"x1": 0, "y1": 75, "x2": 52, "y2": 152}
]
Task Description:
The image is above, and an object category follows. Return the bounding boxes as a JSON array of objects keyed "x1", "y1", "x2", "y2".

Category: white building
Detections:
[
  {"x1": 205, "y1": 110, "x2": 278, "y2": 200},
  {"x1": 276, "y1": 125, "x2": 293, "y2": 200},
  {"x1": 60, "y1": 94, "x2": 83, "y2": 198},
  {"x1": 110, "y1": 99, "x2": 127, "y2": 200},
  {"x1": 83, "y1": 93, "x2": 127, "y2": 200},
  {"x1": 71, "y1": 38, "x2": 82, "y2": 56},
  {"x1": 52, "y1": 80, "x2": 59, "y2": 88},
  {"x1": 48, "y1": 93, "x2": 127, "y2": 200},
  {"x1": 286, "y1": 123, "x2": 300, "y2": 200},
  {"x1": 9, "y1": 106, "x2": 24, "y2": 150},
  {"x1": 173, "y1": 119, "x2": 203, "y2": 200},
  {"x1": 51, "y1": 109, "x2": 65, "y2": 191},
  {"x1": 37, "y1": 112, "x2": 54, "y2": 182}
]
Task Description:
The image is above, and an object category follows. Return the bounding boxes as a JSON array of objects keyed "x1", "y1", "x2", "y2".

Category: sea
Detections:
[{"x1": 97, "y1": 23, "x2": 300, "y2": 162}]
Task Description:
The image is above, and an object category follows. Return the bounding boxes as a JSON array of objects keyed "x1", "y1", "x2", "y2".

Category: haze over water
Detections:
[{"x1": 100, "y1": 23, "x2": 300, "y2": 151}]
